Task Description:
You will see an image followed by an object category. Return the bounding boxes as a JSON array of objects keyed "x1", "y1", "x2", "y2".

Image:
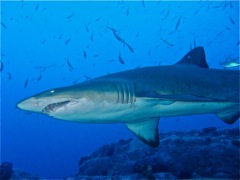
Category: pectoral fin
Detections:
[
  {"x1": 216, "y1": 106, "x2": 239, "y2": 124},
  {"x1": 125, "y1": 118, "x2": 159, "y2": 147}
]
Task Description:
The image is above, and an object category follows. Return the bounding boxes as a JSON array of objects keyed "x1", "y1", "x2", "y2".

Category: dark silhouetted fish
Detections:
[
  {"x1": 91, "y1": 33, "x2": 93, "y2": 42},
  {"x1": 193, "y1": 39, "x2": 196, "y2": 48},
  {"x1": 73, "y1": 78, "x2": 79, "y2": 84},
  {"x1": 0, "y1": 62, "x2": 3, "y2": 72},
  {"x1": 126, "y1": 8, "x2": 129, "y2": 16},
  {"x1": 95, "y1": 17, "x2": 101, "y2": 22},
  {"x1": 162, "y1": 10, "x2": 170, "y2": 21},
  {"x1": 65, "y1": 38, "x2": 71, "y2": 45},
  {"x1": 1, "y1": 22, "x2": 7, "y2": 29},
  {"x1": 34, "y1": 64, "x2": 56, "y2": 70},
  {"x1": 7, "y1": 72, "x2": 11, "y2": 80},
  {"x1": 37, "y1": 73, "x2": 42, "y2": 81},
  {"x1": 83, "y1": 50, "x2": 87, "y2": 59},
  {"x1": 225, "y1": 26, "x2": 231, "y2": 31},
  {"x1": 85, "y1": 24, "x2": 89, "y2": 32},
  {"x1": 106, "y1": 26, "x2": 134, "y2": 54},
  {"x1": 41, "y1": 39, "x2": 46, "y2": 44},
  {"x1": 66, "y1": 13, "x2": 74, "y2": 19},
  {"x1": 175, "y1": 16, "x2": 181, "y2": 30},
  {"x1": 142, "y1": 0, "x2": 145, "y2": 8},
  {"x1": 59, "y1": 33, "x2": 63, "y2": 39},
  {"x1": 83, "y1": 74, "x2": 91, "y2": 80},
  {"x1": 160, "y1": 37, "x2": 174, "y2": 46},
  {"x1": 229, "y1": 16, "x2": 235, "y2": 24},
  {"x1": 24, "y1": 78, "x2": 28, "y2": 88},
  {"x1": 35, "y1": 3, "x2": 39, "y2": 11},
  {"x1": 66, "y1": 59, "x2": 74, "y2": 71},
  {"x1": 119, "y1": 53, "x2": 125, "y2": 64}
]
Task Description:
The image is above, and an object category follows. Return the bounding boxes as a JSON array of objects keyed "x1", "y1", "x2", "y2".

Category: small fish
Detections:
[
  {"x1": 85, "y1": 24, "x2": 89, "y2": 32},
  {"x1": 148, "y1": 49, "x2": 151, "y2": 55},
  {"x1": 90, "y1": 33, "x2": 93, "y2": 42},
  {"x1": 24, "y1": 78, "x2": 28, "y2": 88},
  {"x1": 72, "y1": 78, "x2": 79, "y2": 84},
  {"x1": 34, "y1": 64, "x2": 56, "y2": 69},
  {"x1": 135, "y1": 32, "x2": 139, "y2": 38},
  {"x1": 236, "y1": 41, "x2": 240, "y2": 46},
  {"x1": 142, "y1": 0, "x2": 145, "y2": 8},
  {"x1": 216, "y1": 31, "x2": 224, "y2": 37},
  {"x1": 125, "y1": 43, "x2": 134, "y2": 54},
  {"x1": 83, "y1": 74, "x2": 91, "y2": 80},
  {"x1": 95, "y1": 17, "x2": 101, "y2": 22},
  {"x1": 7, "y1": 72, "x2": 11, "y2": 80},
  {"x1": 135, "y1": 65, "x2": 142, "y2": 69},
  {"x1": 160, "y1": 37, "x2": 174, "y2": 47},
  {"x1": 193, "y1": 9, "x2": 199, "y2": 16},
  {"x1": 107, "y1": 27, "x2": 134, "y2": 54},
  {"x1": 229, "y1": 16, "x2": 235, "y2": 24},
  {"x1": 1, "y1": 22, "x2": 7, "y2": 29},
  {"x1": 119, "y1": 53, "x2": 125, "y2": 64},
  {"x1": 108, "y1": 59, "x2": 116, "y2": 63},
  {"x1": 93, "y1": 54, "x2": 99, "y2": 58},
  {"x1": 65, "y1": 38, "x2": 71, "y2": 45},
  {"x1": 35, "y1": 3, "x2": 39, "y2": 11},
  {"x1": 225, "y1": 26, "x2": 231, "y2": 31},
  {"x1": 66, "y1": 59, "x2": 74, "y2": 70},
  {"x1": 83, "y1": 50, "x2": 87, "y2": 59},
  {"x1": 66, "y1": 13, "x2": 74, "y2": 19},
  {"x1": 41, "y1": 39, "x2": 46, "y2": 44},
  {"x1": 0, "y1": 62, "x2": 3, "y2": 72},
  {"x1": 59, "y1": 33, "x2": 63, "y2": 39},
  {"x1": 220, "y1": 61, "x2": 240, "y2": 68},
  {"x1": 230, "y1": 1, "x2": 233, "y2": 8},
  {"x1": 175, "y1": 16, "x2": 181, "y2": 30},
  {"x1": 162, "y1": 10, "x2": 170, "y2": 21},
  {"x1": 193, "y1": 39, "x2": 196, "y2": 48},
  {"x1": 126, "y1": 8, "x2": 129, "y2": 16},
  {"x1": 37, "y1": 73, "x2": 42, "y2": 81}
]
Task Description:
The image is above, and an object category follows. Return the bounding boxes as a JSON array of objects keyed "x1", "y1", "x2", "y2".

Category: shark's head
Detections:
[
  {"x1": 17, "y1": 87, "x2": 80, "y2": 116},
  {"x1": 17, "y1": 80, "x2": 119, "y2": 121}
]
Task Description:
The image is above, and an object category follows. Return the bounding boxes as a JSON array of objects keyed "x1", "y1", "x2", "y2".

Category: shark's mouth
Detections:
[{"x1": 42, "y1": 100, "x2": 71, "y2": 114}]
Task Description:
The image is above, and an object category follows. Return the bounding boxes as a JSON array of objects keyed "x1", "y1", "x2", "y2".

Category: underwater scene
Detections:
[{"x1": 1, "y1": 0, "x2": 239, "y2": 179}]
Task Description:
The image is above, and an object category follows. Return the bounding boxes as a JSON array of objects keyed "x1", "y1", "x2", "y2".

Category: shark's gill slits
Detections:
[
  {"x1": 115, "y1": 82, "x2": 136, "y2": 104},
  {"x1": 42, "y1": 100, "x2": 71, "y2": 114}
]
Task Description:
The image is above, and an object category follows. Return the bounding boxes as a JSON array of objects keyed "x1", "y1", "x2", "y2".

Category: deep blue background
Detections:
[{"x1": 1, "y1": 1, "x2": 239, "y2": 179}]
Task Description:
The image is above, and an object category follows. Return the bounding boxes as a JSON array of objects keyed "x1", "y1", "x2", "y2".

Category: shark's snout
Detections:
[{"x1": 17, "y1": 97, "x2": 43, "y2": 113}]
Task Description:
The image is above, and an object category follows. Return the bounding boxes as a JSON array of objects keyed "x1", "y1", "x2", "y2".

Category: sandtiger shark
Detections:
[{"x1": 17, "y1": 47, "x2": 240, "y2": 147}]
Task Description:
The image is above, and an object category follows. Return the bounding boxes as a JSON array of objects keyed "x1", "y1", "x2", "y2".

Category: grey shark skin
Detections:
[{"x1": 17, "y1": 47, "x2": 240, "y2": 147}]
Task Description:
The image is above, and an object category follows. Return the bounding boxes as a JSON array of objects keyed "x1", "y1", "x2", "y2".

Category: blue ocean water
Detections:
[{"x1": 1, "y1": 1, "x2": 239, "y2": 179}]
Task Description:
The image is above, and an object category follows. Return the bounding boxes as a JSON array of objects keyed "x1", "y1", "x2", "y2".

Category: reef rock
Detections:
[
  {"x1": 67, "y1": 127, "x2": 240, "y2": 179},
  {"x1": 0, "y1": 162, "x2": 45, "y2": 180}
]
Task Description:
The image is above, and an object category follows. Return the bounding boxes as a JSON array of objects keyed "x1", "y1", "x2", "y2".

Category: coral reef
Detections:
[
  {"x1": 67, "y1": 127, "x2": 240, "y2": 179},
  {"x1": 1, "y1": 127, "x2": 239, "y2": 179},
  {"x1": 0, "y1": 162, "x2": 44, "y2": 180}
]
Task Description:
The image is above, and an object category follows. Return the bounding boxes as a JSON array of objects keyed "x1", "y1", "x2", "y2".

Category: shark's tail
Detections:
[{"x1": 216, "y1": 105, "x2": 239, "y2": 124}]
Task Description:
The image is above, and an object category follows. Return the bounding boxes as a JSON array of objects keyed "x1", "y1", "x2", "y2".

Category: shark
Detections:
[{"x1": 17, "y1": 47, "x2": 240, "y2": 147}]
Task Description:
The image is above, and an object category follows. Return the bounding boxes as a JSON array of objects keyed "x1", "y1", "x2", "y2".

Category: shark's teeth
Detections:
[{"x1": 42, "y1": 100, "x2": 71, "y2": 114}]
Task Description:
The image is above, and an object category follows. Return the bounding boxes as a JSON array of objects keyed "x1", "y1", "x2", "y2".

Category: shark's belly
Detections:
[{"x1": 51, "y1": 97, "x2": 238, "y2": 124}]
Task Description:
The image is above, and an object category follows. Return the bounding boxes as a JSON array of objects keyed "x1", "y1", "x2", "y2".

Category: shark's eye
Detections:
[{"x1": 50, "y1": 90, "x2": 55, "y2": 93}]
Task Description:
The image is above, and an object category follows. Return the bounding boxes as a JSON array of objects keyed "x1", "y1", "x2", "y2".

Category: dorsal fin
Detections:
[{"x1": 175, "y1": 46, "x2": 209, "y2": 68}]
